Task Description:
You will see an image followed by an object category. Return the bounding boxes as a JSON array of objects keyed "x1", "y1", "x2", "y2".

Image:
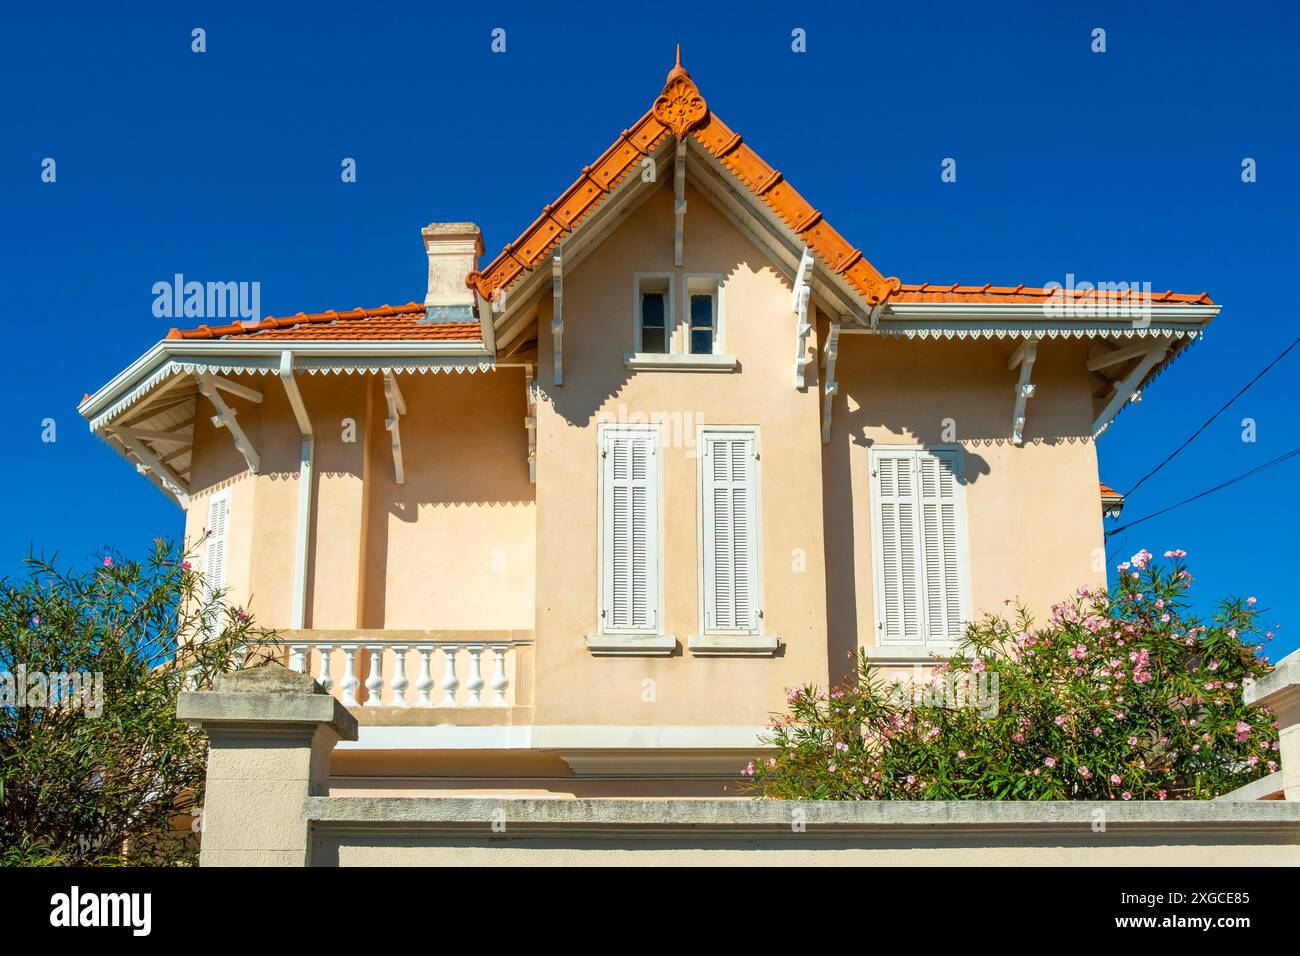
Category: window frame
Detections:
[
  {"x1": 695, "y1": 424, "x2": 764, "y2": 638},
  {"x1": 596, "y1": 422, "x2": 665, "y2": 636},
  {"x1": 632, "y1": 273, "x2": 675, "y2": 356},
  {"x1": 683, "y1": 273, "x2": 725, "y2": 356},
  {"x1": 867, "y1": 444, "x2": 972, "y2": 648}
]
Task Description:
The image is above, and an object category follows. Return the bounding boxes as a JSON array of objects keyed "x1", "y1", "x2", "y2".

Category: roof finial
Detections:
[{"x1": 666, "y1": 43, "x2": 689, "y2": 83}]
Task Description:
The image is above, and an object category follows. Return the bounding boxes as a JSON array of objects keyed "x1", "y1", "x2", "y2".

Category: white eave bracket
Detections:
[
  {"x1": 197, "y1": 372, "x2": 261, "y2": 473},
  {"x1": 1008, "y1": 336, "x2": 1039, "y2": 445},
  {"x1": 524, "y1": 362, "x2": 538, "y2": 483},
  {"x1": 820, "y1": 320, "x2": 842, "y2": 443},
  {"x1": 551, "y1": 251, "x2": 563, "y2": 386},
  {"x1": 1092, "y1": 339, "x2": 1171, "y2": 437},
  {"x1": 383, "y1": 371, "x2": 406, "y2": 485},
  {"x1": 674, "y1": 139, "x2": 687, "y2": 266},
  {"x1": 108, "y1": 427, "x2": 191, "y2": 508},
  {"x1": 793, "y1": 246, "x2": 815, "y2": 389}
]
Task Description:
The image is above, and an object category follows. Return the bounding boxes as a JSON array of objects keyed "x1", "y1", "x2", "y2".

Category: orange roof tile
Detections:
[
  {"x1": 1099, "y1": 481, "x2": 1123, "y2": 498},
  {"x1": 893, "y1": 284, "x2": 1213, "y2": 306},
  {"x1": 466, "y1": 52, "x2": 1211, "y2": 311},
  {"x1": 166, "y1": 303, "x2": 481, "y2": 342}
]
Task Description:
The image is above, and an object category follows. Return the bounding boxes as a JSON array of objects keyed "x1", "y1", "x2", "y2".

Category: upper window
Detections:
[
  {"x1": 635, "y1": 275, "x2": 672, "y2": 354},
  {"x1": 686, "y1": 275, "x2": 721, "y2": 355},
  {"x1": 869, "y1": 446, "x2": 970, "y2": 646}
]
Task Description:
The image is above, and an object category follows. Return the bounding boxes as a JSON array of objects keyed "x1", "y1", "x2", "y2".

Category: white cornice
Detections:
[{"x1": 79, "y1": 339, "x2": 493, "y2": 426}]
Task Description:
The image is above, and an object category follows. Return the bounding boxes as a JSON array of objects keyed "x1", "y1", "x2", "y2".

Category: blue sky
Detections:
[{"x1": 2, "y1": 1, "x2": 1296, "y2": 657}]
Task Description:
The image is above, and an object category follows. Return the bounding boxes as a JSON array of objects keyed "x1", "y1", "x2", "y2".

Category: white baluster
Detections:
[
  {"x1": 464, "y1": 644, "x2": 485, "y2": 707},
  {"x1": 288, "y1": 644, "x2": 308, "y2": 673},
  {"x1": 489, "y1": 644, "x2": 509, "y2": 707},
  {"x1": 414, "y1": 644, "x2": 435, "y2": 707},
  {"x1": 390, "y1": 645, "x2": 410, "y2": 707},
  {"x1": 364, "y1": 644, "x2": 385, "y2": 707},
  {"x1": 339, "y1": 644, "x2": 359, "y2": 707},
  {"x1": 314, "y1": 645, "x2": 333, "y2": 692},
  {"x1": 440, "y1": 645, "x2": 460, "y2": 707}
]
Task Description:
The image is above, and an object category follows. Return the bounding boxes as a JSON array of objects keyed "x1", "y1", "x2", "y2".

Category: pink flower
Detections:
[
  {"x1": 906, "y1": 775, "x2": 917, "y2": 785},
  {"x1": 1130, "y1": 549, "x2": 1153, "y2": 570},
  {"x1": 1122, "y1": 791, "x2": 1132, "y2": 801},
  {"x1": 1054, "y1": 715, "x2": 1067, "y2": 726},
  {"x1": 1247, "y1": 596, "x2": 1257, "y2": 606},
  {"x1": 742, "y1": 761, "x2": 755, "y2": 776},
  {"x1": 102, "y1": 556, "x2": 113, "y2": 568},
  {"x1": 181, "y1": 560, "x2": 192, "y2": 571},
  {"x1": 1127, "y1": 736, "x2": 1138, "y2": 746},
  {"x1": 970, "y1": 658, "x2": 986, "y2": 674},
  {"x1": 1044, "y1": 757, "x2": 1056, "y2": 768},
  {"x1": 1158, "y1": 790, "x2": 1168, "y2": 800},
  {"x1": 1235, "y1": 721, "x2": 1251, "y2": 742},
  {"x1": 956, "y1": 750, "x2": 966, "y2": 759},
  {"x1": 1110, "y1": 774, "x2": 1122, "y2": 784}
]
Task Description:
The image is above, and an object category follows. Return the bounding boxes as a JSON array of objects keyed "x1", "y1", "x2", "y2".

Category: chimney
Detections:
[{"x1": 421, "y1": 222, "x2": 484, "y2": 323}]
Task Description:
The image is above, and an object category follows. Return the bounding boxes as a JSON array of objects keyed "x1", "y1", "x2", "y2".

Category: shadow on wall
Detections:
[{"x1": 821, "y1": 334, "x2": 1097, "y2": 684}]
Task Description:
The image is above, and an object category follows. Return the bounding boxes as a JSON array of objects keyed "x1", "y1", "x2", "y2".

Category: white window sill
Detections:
[
  {"x1": 688, "y1": 634, "x2": 780, "y2": 657},
  {"x1": 585, "y1": 634, "x2": 677, "y2": 657},
  {"x1": 624, "y1": 353, "x2": 738, "y2": 372},
  {"x1": 863, "y1": 644, "x2": 957, "y2": 665}
]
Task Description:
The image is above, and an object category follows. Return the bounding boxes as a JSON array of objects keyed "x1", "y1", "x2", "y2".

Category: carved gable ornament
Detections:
[{"x1": 653, "y1": 47, "x2": 708, "y2": 138}]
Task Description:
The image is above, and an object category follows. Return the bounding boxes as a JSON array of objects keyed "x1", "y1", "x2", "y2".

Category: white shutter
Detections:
[
  {"x1": 601, "y1": 429, "x2": 659, "y2": 631},
  {"x1": 872, "y1": 448, "x2": 969, "y2": 645},
  {"x1": 202, "y1": 491, "x2": 230, "y2": 637},
  {"x1": 204, "y1": 492, "x2": 229, "y2": 602},
  {"x1": 703, "y1": 432, "x2": 760, "y2": 632},
  {"x1": 873, "y1": 452, "x2": 924, "y2": 644},
  {"x1": 918, "y1": 450, "x2": 965, "y2": 642}
]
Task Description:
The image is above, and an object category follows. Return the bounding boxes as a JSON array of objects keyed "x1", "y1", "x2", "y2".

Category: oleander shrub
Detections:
[
  {"x1": 747, "y1": 550, "x2": 1280, "y2": 800},
  {"x1": 0, "y1": 539, "x2": 278, "y2": 865}
]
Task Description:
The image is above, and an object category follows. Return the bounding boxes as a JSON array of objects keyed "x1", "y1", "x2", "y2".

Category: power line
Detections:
[
  {"x1": 1123, "y1": 335, "x2": 1300, "y2": 498},
  {"x1": 1105, "y1": 445, "x2": 1300, "y2": 538}
]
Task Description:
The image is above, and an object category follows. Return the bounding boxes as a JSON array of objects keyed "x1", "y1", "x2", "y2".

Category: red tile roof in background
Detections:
[{"x1": 166, "y1": 303, "x2": 481, "y2": 342}]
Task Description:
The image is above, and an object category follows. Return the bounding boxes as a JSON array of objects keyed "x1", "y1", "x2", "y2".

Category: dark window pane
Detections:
[
  {"x1": 642, "y1": 292, "x2": 665, "y2": 328},
  {"x1": 691, "y1": 329, "x2": 714, "y2": 355},
  {"x1": 690, "y1": 294, "x2": 713, "y2": 330},
  {"x1": 641, "y1": 291, "x2": 666, "y2": 353}
]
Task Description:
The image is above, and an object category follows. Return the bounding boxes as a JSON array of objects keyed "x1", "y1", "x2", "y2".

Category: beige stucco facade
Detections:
[{"x1": 139, "y1": 168, "x2": 1138, "y2": 794}]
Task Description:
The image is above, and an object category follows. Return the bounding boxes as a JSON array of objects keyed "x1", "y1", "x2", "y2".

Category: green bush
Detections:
[
  {"x1": 0, "y1": 539, "x2": 278, "y2": 864},
  {"x1": 748, "y1": 550, "x2": 1279, "y2": 800}
]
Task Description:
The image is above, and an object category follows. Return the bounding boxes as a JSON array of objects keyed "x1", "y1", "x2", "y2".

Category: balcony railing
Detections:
[{"x1": 282, "y1": 632, "x2": 532, "y2": 710}]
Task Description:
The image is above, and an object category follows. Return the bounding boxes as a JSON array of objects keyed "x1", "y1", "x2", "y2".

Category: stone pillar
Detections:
[
  {"x1": 177, "y1": 663, "x2": 358, "y2": 866},
  {"x1": 1245, "y1": 649, "x2": 1300, "y2": 800}
]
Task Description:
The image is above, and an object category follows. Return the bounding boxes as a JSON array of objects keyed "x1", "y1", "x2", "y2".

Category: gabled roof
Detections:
[
  {"x1": 166, "y1": 303, "x2": 481, "y2": 342},
  {"x1": 466, "y1": 49, "x2": 901, "y2": 308},
  {"x1": 464, "y1": 50, "x2": 1212, "y2": 312}
]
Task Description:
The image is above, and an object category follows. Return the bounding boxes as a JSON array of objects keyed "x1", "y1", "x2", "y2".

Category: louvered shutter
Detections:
[
  {"x1": 703, "y1": 432, "x2": 759, "y2": 632},
  {"x1": 601, "y1": 430, "x2": 659, "y2": 631},
  {"x1": 873, "y1": 452, "x2": 924, "y2": 644},
  {"x1": 202, "y1": 491, "x2": 229, "y2": 636},
  {"x1": 918, "y1": 450, "x2": 965, "y2": 642}
]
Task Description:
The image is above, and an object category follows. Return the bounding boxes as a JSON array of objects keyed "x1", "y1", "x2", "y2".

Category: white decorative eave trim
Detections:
[
  {"x1": 865, "y1": 323, "x2": 1205, "y2": 341},
  {"x1": 880, "y1": 302, "x2": 1220, "y2": 322},
  {"x1": 79, "y1": 339, "x2": 494, "y2": 432}
]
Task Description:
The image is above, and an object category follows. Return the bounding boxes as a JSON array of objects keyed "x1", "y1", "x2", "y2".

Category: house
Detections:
[{"x1": 79, "y1": 52, "x2": 1219, "y2": 798}]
